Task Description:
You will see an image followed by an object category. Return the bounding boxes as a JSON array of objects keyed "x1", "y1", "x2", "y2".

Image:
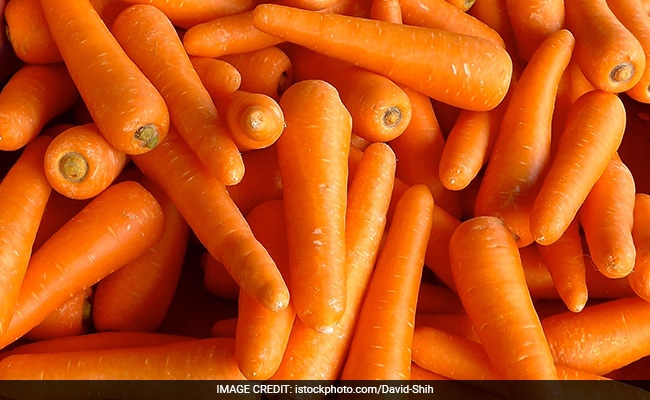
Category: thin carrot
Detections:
[
  {"x1": 132, "y1": 128, "x2": 289, "y2": 313},
  {"x1": 39, "y1": 0, "x2": 169, "y2": 155},
  {"x1": 24, "y1": 287, "x2": 92, "y2": 342},
  {"x1": 211, "y1": 317, "x2": 238, "y2": 338},
  {"x1": 0, "y1": 135, "x2": 52, "y2": 336},
  {"x1": 200, "y1": 251, "x2": 240, "y2": 300},
  {"x1": 449, "y1": 215, "x2": 559, "y2": 380},
  {"x1": 111, "y1": 4, "x2": 244, "y2": 186},
  {"x1": 213, "y1": 90, "x2": 285, "y2": 152},
  {"x1": 276, "y1": 79, "x2": 351, "y2": 333},
  {"x1": 43, "y1": 123, "x2": 128, "y2": 200},
  {"x1": 189, "y1": 56, "x2": 241, "y2": 99},
  {"x1": 0, "y1": 180, "x2": 165, "y2": 349},
  {"x1": 474, "y1": 29, "x2": 575, "y2": 247},
  {"x1": 3, "y1": 0, "x2": 62, "y2": 64},
  {"x1": 251, "y1": 3, "x2": 513, "y2": 112},
  {"x1": 340, "y1": 184, "x2": 433, "y2": 380},
  {"x1": 369, "y1": 0, "x2": 401, "y2": 23},
  {"x1": 422, "y1": 203, "x2": 462, "y2": 291},
  {"x1": 628, "y1": 193, "x2": 650, "y2": 301},
  {"x1": 565, "y1": 0, "x2": 646, "y2": 93},
  {"x1": 0, "y1": 63, "x2": 78, "y2": 151},
  {"x1": 414, "y1": 312, "x2": 480, "y2": 342},
  {"x1": 530, "y1": 90, "x2": 626, "y2": 245},
  {"x1": 504, "y1": 0, "x2": 565, "y2": 63}
]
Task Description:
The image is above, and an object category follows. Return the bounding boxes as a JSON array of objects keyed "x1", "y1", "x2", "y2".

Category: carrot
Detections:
[
  {"x1": 285, "y1": 44, "x2": 412, "y2": 143},
  {"x1": 529, "y1": 91, "x2": 626, "y2": 245},
  {"x1": 213, "y1": 90, "x2": 285, "y2": 152},
  {"x1": 369, "y1": 0, "x2": 402, "y2": 23},
  {"x1": 474, "y1": 29, "x2": 575, "y2": 247},
  {"x1": 270, "y1": 142, "x2": 395, "y2": 380},
  {"x1": 579, "y1": 154, "x2": 637, "y2": 279},
  {"x1": 628, "y1": 193, "x2": 650, "y2": 301},
  {"x1": 565, "y1": 0, "x2": 646, "y2": 93},
  {"x1": 0, "y1": 63, "x2": 78, "y2": 151},
  {"x1": 399, "y1": 0, "x2": 506, "y2": 48},
  {"x1": 414, "y1": 312, "x2": 480, "y2": 342},
  {"x1": 0, "y1": 180, "x2": 164, "y2": 349},
  {"x1": 111, "y1": 4, "x2": 244, "y2": 186},
  {"x1": 39, "y1": 0, "x2": 169, "y2": 155},
  {"x1": 132, "y1": 128, "x2": 289, "y2": 313},
  {"x1": 567, "y1": 59, "x2": 598, "y2": 102},
  {"x1": 210, "y1": 317, "x2": 238, "y2": 338},
  {"x1": 415, "y1": 281, "x2": 465, "y2": 314},
  {"x1": 189, "y1": 56, "x2": 241, "y2": 99},
  {"x1": 504, "y1": 0, "x2": 565, "y2": 63},
  {"x1": 449, "y1": 215, "x2": 558, "y2": 380},
  {"x1": 320, "y1": 0, "x2": 374, "y2": 16},
  {"x1": 467, "y1": 0, "x2": 519, "y2": 62},
  {"x1": 422, "y1": 203, "x2": 462, "y2": 291},
  {"x1": 43, "y1": 123, "x2": 128, "y2": 200},
  {"x1": 340, "y1": 184, "x2": 433, "y2": 380},
  {"x1": 0, "y1": 135, "x2": 52, "y2": 336},
  {"x1": 219, "y1": 45, "x2": 294, "y2": 101},
  {"x1": 0, "y1": 337, "x2": 245, "y2": 380},
  {"x1": 251, "y1": 3, "x2": 513, "y2": 112},
  {"x1": 236, "y1": 200, "x2": 295, "y2": 380},
  {"x1": 32, "y1": 191, "x2": 90, "y2": 252},
  {"x1": 277, "y1": 0, "x2": 339, "y2": 10},
  {"x1": 200, "y1": 251, "x2": 240, "y2": 300},
  {"x1": 3, "y1": 0, "x2": 62, "y2": 64},
  {"x1": 24, "y1": 287, "x2": 92, "y2": 342},
  {"x1": 183, "y1": 11, "x2": 284, "y2": 59}
]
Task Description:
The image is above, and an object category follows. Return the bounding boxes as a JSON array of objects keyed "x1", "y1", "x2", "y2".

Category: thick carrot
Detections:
[
  {"x1": 189, "y1": 56, "x2": 241, "y2": 99},
  {"x1": 340, "y1": 184, "x2": 433, "y2": 380},
  {"x1": 0, "y1": 135, "x2": 52, "y2": 336},
  {"x1": 565, "y1": 0, "x2": 646, "y2": 93},
  {"x1": 111, "y1": 4, "x2": 244, "y2": 186},
  {"x1": 529, "y1": 90, "x2": 626, "y2": 245},
  {"x1": 132, "y1": 128, "x2": 289, "y2": 313},
  {"x1": 43, "y1": 123, "x2": 128, "y2": 200},
  {"x1": 3, "y1": 0, "x2": 62, "y2": 64},
  {"x1": 0, "y1": 63, "x2": 78, "y2": 151},
  {"x1": 251, "y1": 3, "x2": 513, "y2": 112},
  {"x1": 39, "y1": 0, "x2": 169, "y2": 155},
  {"x1": 449, "y1": 216, "x2": 558, "y2": 380},
  {"x1": 24, "y1": 287, "x2": 92, "y2": 342},
  {"x1": 474, "y1": 29, "x2": 574, "y2": 247},
  {"x1": 628, "y1": 193, "x2": 650, "y2": 301},
  {"x1": 504, "y1": 0, "x2": 565, "y2": 63},
  {"x1": 0, "y1": 180, "x2": 165, "y2": 349}
]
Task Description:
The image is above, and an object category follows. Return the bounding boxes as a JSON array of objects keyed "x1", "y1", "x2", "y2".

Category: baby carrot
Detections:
[
  {"x1": 43, "y1": 123, "x2": 129, "y2": 200},
  {"x1": 39, "y1": 0, "x2": 170, "y2": 155},
  {"x1": 0, "y1": 180, "x2": 165, "y2": 349},
  {"x1": 251, "y1": 3, "x2": 513, "y2": 112},
  {"x1": 504, "y1": 0, "x2": 565, "y2": 62},
  {"x1": 189, "y1": 56, "x2": 241, "y2": 99},
  {"x1": 449, "y1": 216, "x2": 558, "y2": 380},
  {"x1": 565, "y1": 0, "x2": 646, "y2": 93},
  {"x1": 3, "y1": 0, "x2": 62, "y2": 64},
  {"x1": 628, "y1": 193, "x2": 650, "y2": 301},
  {"x1": 0, "y1": 63, "x2": 78, "y2": 151},
  {"x1": 277, "y1": 79, "x2": 351, "y2": 333},
  {"x1": 111, "y1": 4, "x2": 244, "y2": 186},
  {"x1": 24, "y1": 286, "x2": 92, "y2": 342},
  {"x1": 0, "y1": 135, "x2": 52, "y2": 336},
  {"x1": 474, "y1": 29, "x2": 575, "y2": 247},
  {"x1": 530, "y1": 90, "x2": 626, "y2": 245}
]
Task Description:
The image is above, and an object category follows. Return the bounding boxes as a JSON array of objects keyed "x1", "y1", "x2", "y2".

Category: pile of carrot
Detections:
[{"x1": 1, "y1": 0, "x2": 650, "y2": 393}]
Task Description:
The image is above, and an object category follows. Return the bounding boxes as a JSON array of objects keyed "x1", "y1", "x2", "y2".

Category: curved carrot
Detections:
[
  {"x1": 213, "y1": 90, "x2": 285, "y2": 152},
  {"x1": 628, "y1": 193, "x2": 650, "y2": 301},
  {"x1": 43, "y1": 123, "x2": 128, "y2": 200},
  {"x1": 4, "y1": 0, "x2": 62, "y2": 64},
  {"x1": 0, "y1": 135, "x2": 52, "y2": 336},
  {"x1": 24, "y1": 287, "x2": 92, "y2": 342},
  {"x1": 530, "y1": 90, "x2": 626, "y2": 245},
  {"x1": 474, "y1": 29, "x2": 574, "y2": 247},
  {"x1": 277, "y1": 79, "x2": 351, "y2": 333},
  {"x1": 0, "y1": 63, "x2": 78, "y2": 151},
  {"x1": 111, "y1": 4, "x2": 244, "y2": 186},
  {"x1": 504, "y1": 0, "x2": 565, "y2": 63},
  {"x1": 251, "y1": 3, "x2": 513, "y2": 112},
  {"x1": 449, "y1": 216, "x2": 558, "y2": 380},
  {"x1": 132, "y1": 128, "x2": 289, "y2": 313},
  {"x1": 0, "y1": 180, "x2": 165, "y2": 350},
  {"x1": 565, "y1": 0, "x2": 646, "y2": 93},
  {"x1": 189, "y1": 56, "x2": 241, "y2": 99}
]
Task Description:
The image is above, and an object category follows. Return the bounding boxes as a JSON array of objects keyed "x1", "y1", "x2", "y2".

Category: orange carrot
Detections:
[
  {"x1": 32, "y1": 191, "x2": 90, "y2": 252},
  {"x1": 415, "y1": 281, "x2": 465, "y2": 314},
  {"x1": 369, "y1": 0, "x2": 401, "y2": 22},
  {"x1": 276, "y1": 79, "x2": 350, "y2": 333},
  {"x1": 628, "y1": 193, "x2": 650, "y2": 301},
  {"x1": 467, "y1": 0, "x2": 519, "y2": 62},
  {"x1": 415, "y1": 312, "x2": 480, "y2": 342},
  {"x1": 3, "y1": 0, "x2": 62, "y2": 64},
  {"x1": 24, "y1": 287, "x2": 92, "y2": 342},
  {"x1": 210, "y1": 317, "x2": 238, "y2": 338},
  {"x1": 200, "y1": 251, "x2": 240, "y2": 300},
  {"x1": 278, "y1": 0, "x2": 339, "y2": 10},
  {"x1": 189, "y1": 56, "x2": 241, "y2": 99},
  {"x1": 565, "y1": 0, "x2": 646, "y2": 93},
  {"x1": 132, "y1": 128, "x2": 289, "y2": 313},
  {"x1": 320, "y1": 0, "x2": 374, "y2": 16},
  {"x1": 0, "y1": 63, "x2": 78, "y2": 151},
  {"x1": 422, "y1": 203, "x2": 462, "y2": 291},
  {"x1": 340, "y1": 184, "x2": 433, "y2": 380},
  {"x1": 0, "y1": 180, "x2": 165, "y2": 349},
  {"x1": 251, "y1": 3, "x2": 513, "y2": 111},
  {"x1": 504, "y1": 0, "x2": 565, "y2": 63},
  {"x1": 111, "y1": 4, "x2": 244, "y2": 186},
  {"x1": 474, "y1": 29, "x2": 574, "y2": 247},
  {"x1": 0, "y1": 135, "x2": 52, "y2": 335},
  {"x1": 449, "y1": 215, "x2": 558, "y2": 380},
  {"x1": 530, "y1": 90, "x2": 626, "y2": 245}
]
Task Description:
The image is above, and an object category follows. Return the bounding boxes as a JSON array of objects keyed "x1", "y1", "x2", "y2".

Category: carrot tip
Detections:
[
  {"x1": 59, "y1": 152, "x2": 89, "y2": 182},
  {"x1": 134, "y1": 124, "x2": 161, "y2": 150}
]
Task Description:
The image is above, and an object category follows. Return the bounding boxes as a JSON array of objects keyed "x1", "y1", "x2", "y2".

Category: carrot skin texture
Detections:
[
  {"x1": 504, "y1": 0, "x2": 565, "y2": 63},
  {"x1": 629, "y1": 193, "x2": 650, "y2": 301},
  {"x1": 251, "y1": 3, "x2": 513, "y2": 112},
  {"x1": 189, "y1": 56, "x2": 242, "y2": 99},
  {"x1": 24, "y1": 286, "x2": 92, "y2": 341},
  {"x1": 3, "y1": 0, "x2": 62, "y2": 64}
]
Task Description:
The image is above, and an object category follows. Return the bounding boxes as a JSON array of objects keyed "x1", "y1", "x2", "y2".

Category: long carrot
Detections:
[
  {"x1": 3, "y1": 0, "x2": 62, "y2": 64},
  {"x1": 0, "y1": 180, "x2": 165, "y2": 350},
  {"x1": 529, "y1": 90, "x2": 626, "y2": 245},
  {"x1": 251, "y1": 3, "x2": 513, "y2": 112},
  {"x1": 24, "y1": 286, "x2": 92, "y2": 342},
  {"x1": 628, "y1": 193, "x2": 650, "y2": 301},
  {"x1": 449, "y1": 215, "x2": 558, "y2": 380},
  {"x1": 340, "y1": 184, "x2": 433, "y2": 380},
  {"x1": 504, "y1": 0, "x2": 565, "y2": 63},
  {"x1": 111, "y1": 4, "x2": 245, "y2": 186},
  {"x1": 0, "y1": 135, "x2": 52, "y2": 336},
  {"x1": 474, "y1": 29, "x2": 574, "y2": 247}
]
